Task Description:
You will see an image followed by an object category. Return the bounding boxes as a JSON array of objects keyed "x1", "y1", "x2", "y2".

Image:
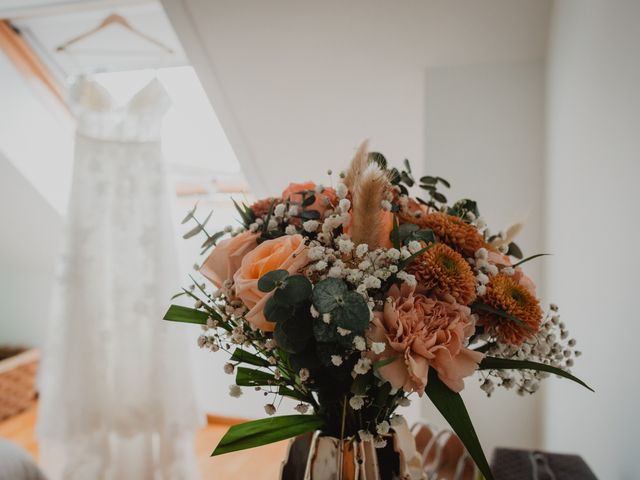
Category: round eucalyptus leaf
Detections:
[
  {"x1": 264, "y1": 296, "x2": 293, "y2": 322},
  {"x1": 258, "y1": 269, "x2": 289, "y2": 293},
  {"x1": 332, "y1": 292, "x2": 370, "y2": 332},
  {"x1": 278, "y1": 275, "x2": 312, "y2": 304},
  {"x1": 311, "y1": 278, "x2": 348, "y2": 314},
  {"x1": 273, "y1": 315, "x2": 313, "y2": 354},
  {"x1": 312, "y1": 318, "x2": 337, "y2": 343}
]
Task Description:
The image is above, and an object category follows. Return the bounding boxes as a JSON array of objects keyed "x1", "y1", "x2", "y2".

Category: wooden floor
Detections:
[{"x1": 0, "y1": 404, "x2": 288, "y2": 479}]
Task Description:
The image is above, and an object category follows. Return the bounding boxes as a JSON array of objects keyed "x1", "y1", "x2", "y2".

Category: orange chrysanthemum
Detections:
[
  {"x1": 480, "y1": 274, "x2": 542, "y2": 345},
  {"x1": 250, "y1": 197, "x2": 280, "y2": 218},
  {"x1": 407, "y1": 243, "x2": 476, "y2": 305},
  {"x1": 412, "y1": 212, "x2": 487, "y2": 257}
]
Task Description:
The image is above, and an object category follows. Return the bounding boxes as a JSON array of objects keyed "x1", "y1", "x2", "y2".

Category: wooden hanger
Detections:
[{"x1": 56, "y1": 13, "x2": 174, "y2": 54}]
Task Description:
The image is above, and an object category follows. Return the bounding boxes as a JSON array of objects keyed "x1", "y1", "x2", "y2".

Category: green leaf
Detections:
[
  {"x1": 235, "y1": 367, "x2": 278, "y2": 387},
  {"x1": 390, "y1": 214, "x2": 401, "y2": 249},
  {"x1": 513, "y1": 253, "x2": 551, "y2": 268},
  {"x1": 373, "y1": 355, "x2": 399, "y2": 370},
  {"x1": 419, "y1": 175, "x2": 437, "y2": 185},
  {"x1": 369, "y1": 151, "x2": 387, "y2": 169},
  {"x1": 274, "y1": 315, "x2": 313, "y2": 353},
  {"x1": 302, "y1": 194, "x2": 316, "y2": 207},
  {"x1": 312, "y1": 278, "x2": 348, "y2": 313},
  {"x1": 262, "y1": 199, "x2": 276, "y2": 234},
  {"x1": 181, "y1": 203, "x2": 198, "y2": 224},
  {"x1": 163, "y1": 305, "x2": 211, "y2": 325},
  {"x1": 230, "y1": 348, "x2": 271, "y2": 368},
  {"x1": 470, "y1": 303, "x2": 531, "y2": 331},
  {"x1": 332, "y1": 292, "x2": 370, "y2": 332},
  {"x1": 436, "y1": 176, "x2": 451, "y2": 188},
  {"x1": 408, "y1": 228, "x2": 436, "y2": 244},
  {"x1": 277, "y1": 275, "x2": 313, "y2": 304},
  {"x1": 431, "y1": 191, "x2": 447, "y2": 203},
  {"x1": 398, "y1": 244, "x2": 433, "y2": 271},
  {"x1": 312, "y1": 318, "x2": 338, "y2": 343},
  {"x1": 479, "y1": 356, "x2": 593, "y2": 392},
  {"x1": 232, "y1": 198, "x2": 254, "y2": 228},
  {"x1": 278, "y1": 386, "x2": 308, "y2": 402},
  {"x1": 258, "y1": 269, "x2": 289, "y2": 293},
  {"x1": 264, "y1": 296, "x2": 293, "y2": 322},
  {"x1": 212, "y1": 415, "x2": 325, "y2": 456},
  {"x1": 507, "y1": 242, "x2": 523, "y2": 259},
  {"x1": 299, "y1": 210, "x2": 320, "y2": 220},
  {"x1": 425, "y1": 372, "x2": 493, "y2": 480}
]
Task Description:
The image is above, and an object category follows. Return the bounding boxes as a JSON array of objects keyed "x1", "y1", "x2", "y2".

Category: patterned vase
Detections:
[{"x1": 279, "y1": 417, "x2": 425, "y2": 480}]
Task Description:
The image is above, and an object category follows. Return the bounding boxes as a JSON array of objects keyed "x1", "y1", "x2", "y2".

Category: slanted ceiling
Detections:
[{"x1": 161, "y1": 0, "x2": 551, "y2": 196}]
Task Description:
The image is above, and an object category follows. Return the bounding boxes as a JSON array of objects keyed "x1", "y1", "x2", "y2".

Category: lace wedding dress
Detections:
[{"x1": 37, "y1": 78, "x2": 202, "y2": 480}]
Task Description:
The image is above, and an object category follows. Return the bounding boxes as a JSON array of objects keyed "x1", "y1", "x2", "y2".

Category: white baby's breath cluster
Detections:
[{"x1": 480, "y1": 304, "x2": 579, "y2": 396}]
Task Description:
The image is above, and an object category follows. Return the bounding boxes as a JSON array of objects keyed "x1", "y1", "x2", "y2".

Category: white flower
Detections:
[
  {"x1": 337, "y1": 238, "x2": 354, "y2": 254},
  {"x1": 303, "y1": 220, "x2": 319, "y2": 232},
  {"x1": 314, "y1": 260, "x2": 328, "y2": 271},
  {"x1": 486, "y1": 264, "x2": 499, "y2": 275},
  {"x1": 223, "y1": 363, "x2": 235, "y2": 374},
  {"x1": 197, "y1": 335, "x2": 207, "y2": 348},
  {"x1": 371, "y1": 342, "x2": 386, "y2": 355},
  {"x1": 265, "y1": 338, "x2": 277, "y2": 350},
  {"x1": 358, "y1": 430, "x2": 374, "y2": 442},
  {"x1": 315, "y1": 184, "x2": 324, "y2": 193},
  {"x1": 295, "y1": 403, "x2": 309, "y2": 414},
  {"x1": 396, "y1": 271, "x2": 416, "y2": 287},
  {"x1": 229, "y1": 384, "x2": 242, "y2": 398},
  {"x1": 355, "y1": 244, "x2": 369, "y2": 257},
  {"x1": 331, "y1": 355, "x2": 343, "y2": 366},
  {"x1": 323, "y1": 313, "x2": 332, "y2": 324},
  {"x1": 374, "y1": 437, "x2": 387, "y2": 449},
  {"x1": 476, "y1": 272, "x2": 490, "y2": 285},
  {"x1": 264, "y1": 404, "x2": 276, "y2": 415},
  {"x1": 338, "y1": 198, "x2": 351, "y2": 213},
  {"x1": 310, "y1": 305, "x2": 320, "y2": 318},
  {"x1": 299, "y1": 368, "x2": 310, "y2": 382},
  {"x1": 353, "y1": 358, "x2": 372, "y2": 375},
  {"x1": 476, "y1": 285, "x2": 487, "y2": 296},
  {"x1": 328, "y1": 266, "x2": 343, "y2": 278},
  {"x1": 285, "y1": 225, "x2": 298, "y2": 235},
  {"x1": 337, "y1": 327, "x2": 351, "y2": 336},
  {"x1": 336, "y1": 183, "x2": 348, "y2": 199},
  {"x1": 274, "y1": 204, "x2": 286, "y2": 217},
  {"x1": 381, "y1": 200, "x2": 392, "y2": 211},
  {"x1": 363, "y1": 275, "x2": 381, "y2": 289},
  {"x1": 408, "y1": 240, "x2": 422, "y2": 254},
  {"x1": 386, "y1": 248, "x2": 400, "y2": 261},
  {"x1": 502, "y1": 267, "x2": 515, "y2": 276},
  {"x1": 376, "y1": 421, "x2": 390, "y2": 435},
  {"x1": 475, "y1": 247, "x2": 488, "y2": 260},
  {"x1": 397, "y1": 397, "x2": 411, "y2": 407},
  {"x1": 353, "y1": 336, "x2": 366, "y2": 351},
  {"x1": 288, "y1": 205, "x2": 299, "y2": 216},
  {"x1": 349, "y1": 395, "x2": 365, "y2": 410},
  {"x1": 308, "y1": 245, "x2": 325, "y2": 260}
]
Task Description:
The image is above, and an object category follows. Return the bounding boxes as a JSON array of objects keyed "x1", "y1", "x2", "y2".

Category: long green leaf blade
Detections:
[
  {"x1": 163, "y1": 305, "x2": 209, "y2": 325},
  {"x1": 425, "y1": 372, "x2": 494, "y2": 480},
  {"x1": 235, "y1": 366, "x2": 278, "y2": 387},
  {"x1": 512, "y1": 253, "x2": 551, "y2": 267},
  {"x1": 479, "y1": 356, "x2": 593, "y2": 392},
  {"x1": 212, "y1": 415, "x2": 325, "y2": 456},
  {"x1": 230, "y1": 348, "x2": 271, "y2": 368}
]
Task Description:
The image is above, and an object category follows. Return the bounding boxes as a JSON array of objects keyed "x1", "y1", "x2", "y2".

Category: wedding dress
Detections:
[{"x1": 37, "y1": 77, "x2": 202, "y2": 480}]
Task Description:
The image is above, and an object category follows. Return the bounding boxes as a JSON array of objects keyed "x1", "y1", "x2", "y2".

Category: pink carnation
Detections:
[{"x1": 369, "y1": 284, "x2": 483, "y2": 395}]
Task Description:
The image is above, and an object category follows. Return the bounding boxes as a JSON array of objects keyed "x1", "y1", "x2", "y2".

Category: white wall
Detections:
[
  {"x1": 0, "y1": 152, "x2": 63, "y2": 347},
  {"x1": 545, "y1": 1, "x2": 640, "y2": 478},
  {"x1": 421, "y1": 61, "x2": 546, "y2": 455}
]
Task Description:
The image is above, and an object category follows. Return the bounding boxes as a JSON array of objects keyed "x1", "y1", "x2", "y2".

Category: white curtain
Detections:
[{"x1": 37, "y1": 77, "x2": 203, "y2": 480}]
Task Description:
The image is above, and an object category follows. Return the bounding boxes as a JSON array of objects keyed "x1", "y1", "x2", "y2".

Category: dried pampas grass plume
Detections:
[{"x1": 345, "y1": 141, "x2": 391, "y2": 249}]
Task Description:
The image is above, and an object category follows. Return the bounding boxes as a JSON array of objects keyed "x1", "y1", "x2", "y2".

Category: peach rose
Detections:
[
  {"x1": 234, "y1": 234, "x2": 309, "y2": 332},
  {"x1": 281, "y1": 182, "x2": 337, "y2": 217},
  {"x1": 200, "y1": 231, "x2": 259, "y2": 287},
  {"x1": 369, "y1": 284, "x2": 483, "y2": 395}
]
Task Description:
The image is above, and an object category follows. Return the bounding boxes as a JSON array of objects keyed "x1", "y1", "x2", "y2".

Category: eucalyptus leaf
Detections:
[
  {"x1": 302, "y1": 195, "x2": 316, "y2": 207},
  {"x1": 182, "y1": 223, "x2": 203, "y2": 239},
  {"x1": 507, "y1": 242, "x2": 523, "y2": 260},
  {"x1": 264, "y1": 296, "x2": 293, "y2": 322},
  {"x1": 479, "y1": 356, "x2": 593, "y2": 392},
  {"x1": 181, "y1": 203, "x2": 198, "y2": 224},
  {"x1": 299, "y1": 210, "x2": 321, "y2": 220},
  {"x1": 278, "y1": 275, "x2": 312, "y2": 304},
  {"x1": 312, "y1": 278, "x2": 348, "y2": 313},
  {"x1": 258, "y1": 269, "x2": 289, "y2": 293},
  {"x1": 420, "y1": 175, "x2": 437, "y2": 185},
  {"x1": 332, "y1": 292, "x2": 370, "y2": 332},
  {"x1": 274, "y1": 315, "x2": 313, "y2": 353},
  {"x1": 425, "y1": 372, "x2": 493, "y2": 480},
  {"x1": 212, "y1": 415, "x2": 325, "y2": 456}
]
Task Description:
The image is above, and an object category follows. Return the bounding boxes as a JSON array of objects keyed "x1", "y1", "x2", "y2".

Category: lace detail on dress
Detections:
[{"x1": 37, "y1": 78, "x2": 203, "y2": 479}]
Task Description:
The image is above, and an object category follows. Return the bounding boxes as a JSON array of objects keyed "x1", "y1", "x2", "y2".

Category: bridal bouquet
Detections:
[{"x1": 165, "y1": 142, "x2": 590, "y2": 479}]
